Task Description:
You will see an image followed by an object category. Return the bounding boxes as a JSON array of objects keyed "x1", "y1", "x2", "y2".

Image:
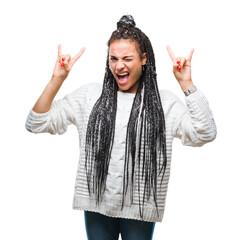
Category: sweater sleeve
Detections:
[
  {"x1": 25, "y1": 84, "x2": 90, "y2": 135},
  {"x1": 171, "y1": 89, "x2": 217, "y2": 147}
]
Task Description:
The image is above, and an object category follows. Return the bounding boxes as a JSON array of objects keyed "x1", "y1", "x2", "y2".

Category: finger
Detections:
[
  {"x1": 173, "y1": 64, "x2": 181, "y2": 72},
  {"x1": 176, "y1": 57, "x2": 181, "y2": 66},
  {"x1": 65, "y1": 54, "x2": 71, "y2": 63},
  {"x1": 60, "y1": 54, "x2": 66, "y2": 64},
  {"x1": 60, "y1": 54, "x2": 66, "y2": 67},
  {"x1": 180, "y1": 57, "x2": 186, "y2": 68},
  {"x1": 187, "y1": 48, "x2": 194, "y2": 62},
  {"x1": 71, "y1": 47, "x2": 86, "y2": 65},
  {"x1": 176, "y1": 57, "x2": 186, "y2": 71},
  {"x1": 61, "y1": 54, "x2": 71, "y2": 64},
  {"x1": 58, "y1": 44, "x2": 62, "y2": 58},
  {"x1": 166, "y1": 45, "x2": 176, "y2": 63},
  {"x1": 175, "y1": 57, "x2": 183, "y2": 71}
]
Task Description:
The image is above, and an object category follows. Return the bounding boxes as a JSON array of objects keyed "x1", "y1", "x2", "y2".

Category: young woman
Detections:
[{"x1": 25, "y1": 15, "x2": 217, "y2": 240}]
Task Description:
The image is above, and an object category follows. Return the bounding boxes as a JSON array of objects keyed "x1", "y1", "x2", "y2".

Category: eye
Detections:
[
  {"x1": 125, "y1": 58, "x2": 132, "y2": 62},
  {"x1": 110, "y1": 57, "x2": 117, "y2": 62}
]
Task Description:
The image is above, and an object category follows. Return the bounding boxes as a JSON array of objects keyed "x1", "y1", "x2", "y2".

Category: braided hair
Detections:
[{"x1": 85, "y1": 15, "x2": 167, "y2": 219}]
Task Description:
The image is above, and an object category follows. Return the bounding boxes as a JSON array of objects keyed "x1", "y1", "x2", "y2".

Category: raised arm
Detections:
[
  {"x1": 33, "y1": 44, "x2": 85, "y2": 113},
  {"x1": 166, "y1": 45, "x2": 216, "y2": 146}
]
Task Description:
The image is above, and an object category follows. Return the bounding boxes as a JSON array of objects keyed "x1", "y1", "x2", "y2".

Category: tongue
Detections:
[{"x1": 118, "y1": 74, "x2": 129, "y2": 83}]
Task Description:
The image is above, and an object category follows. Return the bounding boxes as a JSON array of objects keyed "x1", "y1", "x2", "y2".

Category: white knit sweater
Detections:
[{"x1": 25, "y1": 82, "x2": 216, "y2": 222}]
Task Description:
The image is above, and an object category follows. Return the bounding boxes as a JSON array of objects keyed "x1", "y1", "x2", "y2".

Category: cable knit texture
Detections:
[{"x1": 25, "y1": 82, "x2": 216, "y2": 222}]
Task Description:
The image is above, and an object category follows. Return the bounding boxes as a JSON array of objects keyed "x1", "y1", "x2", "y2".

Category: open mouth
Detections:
[{"x1": 116, "y1": 72, "x2": 130, "y2": 85}]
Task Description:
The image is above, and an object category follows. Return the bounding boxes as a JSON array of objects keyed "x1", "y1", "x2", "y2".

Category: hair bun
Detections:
[{"x1": 117, "y1": 15, "x2": 136, "y2": 28}]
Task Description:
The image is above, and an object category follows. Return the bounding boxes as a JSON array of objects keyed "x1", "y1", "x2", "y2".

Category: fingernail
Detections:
[
  {"x1": 178, "y1": 66, "x2": 181, "y2": 71},
  {"x1": 62, "y1": 57, "x2": 65, "y2": 62},
  {"x1": 61, "y1": 63, "x2": 64, "y2": 67},
  {"x1": 177, "y1": 61, "x2": 180, "y2": 64}
]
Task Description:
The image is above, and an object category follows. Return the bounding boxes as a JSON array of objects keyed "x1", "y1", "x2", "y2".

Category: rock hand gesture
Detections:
[
  {"x1": 52, "y1": 44, "x2": 86, "y2": 81},
  {"x1": 33, "y1": 44, "x2": 85, "y2": 113},
  {"x1": 166, "y1": 45, "x2": 195, "y2": 92}
]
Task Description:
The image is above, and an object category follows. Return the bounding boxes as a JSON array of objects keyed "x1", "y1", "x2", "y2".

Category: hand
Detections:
[
  {"x1": 166, "y1": 45, "x2": 194, "y2": 90},
  {"x1": 52, "y1": 44, "x2": 85, "y2": 81}
]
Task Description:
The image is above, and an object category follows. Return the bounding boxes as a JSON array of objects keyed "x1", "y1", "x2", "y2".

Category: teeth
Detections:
[{"x1": 117, "y1": 73, "x2": 129, "y2": 76}]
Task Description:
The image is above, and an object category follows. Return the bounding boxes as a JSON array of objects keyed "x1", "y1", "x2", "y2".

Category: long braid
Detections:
[
  {"x1": 85, "y1": 59, "x2": 118, "y2": 204},
  {"x1": 85, "y1": 15, "x2": 167, "y2": 219}
]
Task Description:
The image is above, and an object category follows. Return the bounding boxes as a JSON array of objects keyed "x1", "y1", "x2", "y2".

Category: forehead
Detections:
[{"x1": 109, "y1": 39, "x2": 139, "y2": 57}]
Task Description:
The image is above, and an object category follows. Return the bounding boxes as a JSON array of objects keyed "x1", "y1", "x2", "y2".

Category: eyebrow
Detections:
[{"x1": 110, "y1": 55, "x2": 134, "y2": 58}]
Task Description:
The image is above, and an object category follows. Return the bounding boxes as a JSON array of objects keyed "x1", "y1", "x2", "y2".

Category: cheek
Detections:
[{"x1": 132, "y1": 64, "x2": 142, "y2": 77}]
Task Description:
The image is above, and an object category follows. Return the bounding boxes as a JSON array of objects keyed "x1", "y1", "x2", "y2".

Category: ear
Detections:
[{"x1": 142, "y1": 52, "x2": 147, "y2": 65}]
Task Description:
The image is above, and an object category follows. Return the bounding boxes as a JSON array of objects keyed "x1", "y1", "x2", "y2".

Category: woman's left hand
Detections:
[{"x1": 166, "y1": 45, "x2": 195, "y2": 91}]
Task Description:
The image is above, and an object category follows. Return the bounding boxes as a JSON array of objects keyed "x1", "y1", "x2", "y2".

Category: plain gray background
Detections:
[{"x1": 1, "y1": 0, "x2": 241, "y2": 239}]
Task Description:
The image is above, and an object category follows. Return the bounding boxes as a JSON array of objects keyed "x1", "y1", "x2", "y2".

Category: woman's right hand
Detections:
[{"x1": 52, "y1": 44, "x2": 86, "y2": 81}]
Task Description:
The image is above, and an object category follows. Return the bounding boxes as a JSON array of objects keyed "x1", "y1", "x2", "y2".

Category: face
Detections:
[{"x1": 109, "y1": 39, "x2": 147, "y2": 93}]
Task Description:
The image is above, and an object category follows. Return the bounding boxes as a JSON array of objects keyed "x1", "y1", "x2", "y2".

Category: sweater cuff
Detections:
[
  {"x1": 185, "y1": 89, "x2": 208, "y2": 105},
  {"x1": 25, "y1": 107, "x2": 51, "y2": 133},
  {"x1": 185, "y1": 89, "x2": 215, "y2": 126},
  {"x1": 29, "y1": 107, "x2": 51, "y2": 118}
]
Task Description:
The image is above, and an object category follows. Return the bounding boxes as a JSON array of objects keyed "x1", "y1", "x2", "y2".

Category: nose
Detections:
[{"x1": 116, "y1": 60, "x2": 125, "y2": 71}]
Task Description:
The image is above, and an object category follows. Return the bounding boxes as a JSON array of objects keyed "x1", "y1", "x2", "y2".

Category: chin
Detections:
[
  {"x1": 118, "y1": 85, "x2": 136, "y2": 93},
  {"x1": 118, "y1": 87, "x2": 129, "y2": 92},
  {"x1": 118, "y1": 84, "x2": 129, "y2": 90}
]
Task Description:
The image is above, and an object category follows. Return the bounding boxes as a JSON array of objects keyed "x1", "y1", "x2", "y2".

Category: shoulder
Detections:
[
  {"x1": 66, "y1": 82, "x2": 102, "y2": 100},
  {"x1": 158, "y1": 89, "x2": 187, "y2": 116},
  {"x1": 59, "y1": 82, "x2": 102, "y2": 110},
  {"x1": 159, "y1": 89, "x2": 182, "y2": 104},
  {"x1": 73, "y1": 82, "x2": 102, "y2": 95}
]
